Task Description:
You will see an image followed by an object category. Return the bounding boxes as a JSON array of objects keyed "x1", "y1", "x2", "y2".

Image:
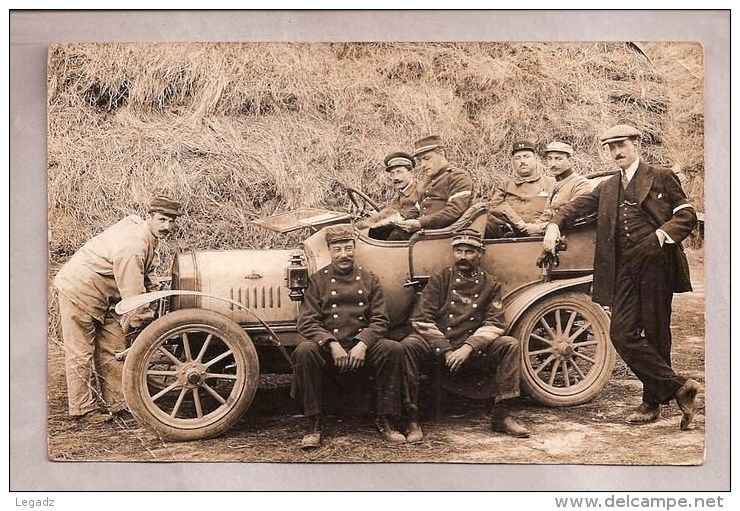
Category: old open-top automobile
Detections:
[{"x1": 116, "y1": 178, "x2": 615, "y2": 441}]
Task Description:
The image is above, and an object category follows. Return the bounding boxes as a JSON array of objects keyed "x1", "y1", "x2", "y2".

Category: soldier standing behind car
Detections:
[
  {"x1": 401, "y1": 229, "x2": 530, "y2": 442},
  {"x1": 487, "y1": 141, "x2": 555, "y2": 237},
  {"x1": 354, "y1": 151, "x2": 422, "y2": 241},
  {"x1": 526, "y1": 141, "x2": 593, "y2": 235},
  {"x1": 291, "y1": 225, "x2": 406, "y2": 449},
  {"x1": 543, "y1": 124, "x2": 700, "y2": 429},
  {"x1": 394, "y1": 135, "x2": 473, "y2": 235},
  {"x1": 53, "y1": 195, "x2": 181, "y2": 423}
]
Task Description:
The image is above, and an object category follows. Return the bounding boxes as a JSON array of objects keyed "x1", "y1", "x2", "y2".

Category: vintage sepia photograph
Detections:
[{"x1": 46, "y1": 40, "x2": 706, "y2": 464}]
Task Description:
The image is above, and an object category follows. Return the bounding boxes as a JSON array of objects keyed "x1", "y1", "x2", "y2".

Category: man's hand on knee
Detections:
[
  {"x1": 329, "y1": 341, "x2": 350, "y2": 372},
  {"x1": 445, "y1": 344, "x2": 473, "y2": 373},
  {"x1": 348, "y1": 341, "x2": 367, "y2": 371}
]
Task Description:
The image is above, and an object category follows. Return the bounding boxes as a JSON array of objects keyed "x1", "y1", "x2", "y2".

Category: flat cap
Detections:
[
  {"x1": 324, "y1": 224, "x2": 355, "y2": 245},
  {"x1": 384, "y1": 151, "x2": 415, "y2": 171},
  {"x1": 149, "y1": 195, "x2": 182, "y2": 217},
  {"x1": 511, "y1": 141, "x2": 536, "y2": 155},
  {"x1": 451, "y1": 228, "x2": 484, "y2": 250},
  {"x1": 544, "y1": 141, "x2": 574, "y2": 156},
  {"x1": 599, "y1": 124, "x2": 642, "y2": 144},
  {"x1": 412, "y1": 135, "x2": 444, "y2": 157}
]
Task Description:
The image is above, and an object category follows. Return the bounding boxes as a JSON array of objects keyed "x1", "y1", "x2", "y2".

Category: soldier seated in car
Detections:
[
  {"x1": 291, "y1": 225, "x2": 406, "y2": 449},
  {"x1": 355, "y1": 151, "x2": 422, "y2": 241},
  {"x1": 401, "y1": 229, "x2": 530, "y2": 442}
]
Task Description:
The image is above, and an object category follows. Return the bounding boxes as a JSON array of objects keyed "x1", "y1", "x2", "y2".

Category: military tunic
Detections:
[
  {"x1": 53, "y1": 214, "x2": 161, "y2": 416},
  {"x1": 417, "y1": 165, "x2": 474, "y2": 230},
  {"x1": 488, "y1": 172, "x2": 555, "y2": 230},
  {"x1": 401, "y1": 266, "x2": 521, "y2": 409},
  {"x1": 292, "y1": 263, "x2": 403, "y2": 416}
]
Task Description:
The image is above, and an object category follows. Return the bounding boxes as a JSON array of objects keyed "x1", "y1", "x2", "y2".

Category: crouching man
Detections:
[
  {"x1": 401, "y1": 228, "x2": 529, "y2": 442},
  {"x1": 291, "y1": 225, "x2": 406, "y2": 449}
]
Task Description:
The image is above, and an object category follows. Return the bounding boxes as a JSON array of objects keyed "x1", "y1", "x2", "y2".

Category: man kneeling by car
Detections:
[
  {"x1": 401, "y1": 229, "x2": 530, "y2": 442},
  {"x1": 291, "y1": 225, "x2": 406, "y2": 449}
]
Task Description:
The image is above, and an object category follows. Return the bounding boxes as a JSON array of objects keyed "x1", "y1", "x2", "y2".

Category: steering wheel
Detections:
[{"x1": 346, "y1": 186, "x2": 381, "y2": 218}]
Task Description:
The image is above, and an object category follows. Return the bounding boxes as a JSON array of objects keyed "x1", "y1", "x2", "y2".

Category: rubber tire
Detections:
[
  {"x1": 512, "y1": 291, "x2": 615, "y2": 407},
  {"x1": 123, "y1": 309, "x2": 259, "y2": 441}
]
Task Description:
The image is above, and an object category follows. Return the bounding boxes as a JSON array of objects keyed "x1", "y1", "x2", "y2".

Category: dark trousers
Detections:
[
  {"x1": 291, "y1": 339, "x2": 404, "y2": 417},
  {"x1": 610, "y1": 249, "x2": 686, "y2": 405},
  {"x1": 401, "y1": 334, "x2": 521, "y2": 411}
]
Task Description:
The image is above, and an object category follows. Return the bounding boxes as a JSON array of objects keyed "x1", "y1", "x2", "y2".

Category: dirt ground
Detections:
[{"x1": 46, "y1": 252, "x2": 705, "y2": 464}]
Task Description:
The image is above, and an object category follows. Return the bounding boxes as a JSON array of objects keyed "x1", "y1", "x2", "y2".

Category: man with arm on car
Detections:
[
  {"x1": 53, "y1": 195, "x2": 181, "y2": 423},
  {"x1": 542, "y1": 124, "x2": 700, "y2": 429}
]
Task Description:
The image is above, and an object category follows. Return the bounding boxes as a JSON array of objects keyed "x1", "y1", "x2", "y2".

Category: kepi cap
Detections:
[
  {"x1": 324, "y1": 224, "x2": 355, "y2": 245},
  {"x1": 412, "y1": 135, "x2": 444, "y2": 157},
  {"x1": 544, "y1": 141, "x2": 574, "y2": 156},
  {"x1": 384, "y1": 151, "x2": 415, "y2": 171},
  {"x1": 599, "y1": 124, "x2": 642, "y2": 145},
  {"x1": 451, "y1": 228, "x2": 484, "y2": 250},
  {"x1": 511, "y1": 141, "x2": 536, "y2": 155},
  {"x1": 149, "y1": 195, "x2": 182, "y2": 217}
]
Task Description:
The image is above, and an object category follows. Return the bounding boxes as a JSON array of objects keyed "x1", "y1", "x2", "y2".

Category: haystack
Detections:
[{"x1": 48, "y1": 42, "x2": 704, "y2": 267}]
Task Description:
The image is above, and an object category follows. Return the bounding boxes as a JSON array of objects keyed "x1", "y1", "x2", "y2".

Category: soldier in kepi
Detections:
[
  {"x1": 487, "y1": 141, "x2": 555, "y2": 237},
  {"x1": 291, "y1": 225, "x2": 406, "y2": 449},
  {"x1": 394, "y1": 135, "x2": 474, "y2": 235},
  {"x1": 401, "y1": 229, "x2": 530, "y2": 442},
  {"x1": 543, "y1": 124, "x2": 700, "y2": 429},
  {"x1": 526, "y1": 141, "x2": 593, "y2": 235},
  {"x1": 53, "y1": 195, "x2": 181, "y2": 423},
  {"x1": 354, "y1": 151, "x2": 421, "y2": 241}
]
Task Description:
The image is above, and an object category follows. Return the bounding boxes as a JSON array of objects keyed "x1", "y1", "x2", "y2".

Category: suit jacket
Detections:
[
  {"x1": 551, "y1": 160, "x2": 697, "y2": 306},
  {"x1": 411, "y1": 266, "x2": 506, "y2": 354},
  {"x1": 417, "y1": 165, "x2": 474, "y2": 229},
  {"x1": 297, "y1": 263, "x2": 389, "y2": 349}
]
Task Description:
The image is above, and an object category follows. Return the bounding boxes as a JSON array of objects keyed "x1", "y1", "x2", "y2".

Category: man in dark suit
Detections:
[
  {"x1": 543, "y1": 124, "x2": 700, "y2": 429},
  {"x1": 291, "y1": 225, "x2": 406, "y2": 449}
]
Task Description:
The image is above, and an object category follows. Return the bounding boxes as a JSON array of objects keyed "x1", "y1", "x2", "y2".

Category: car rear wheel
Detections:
[
  {"x1": 512, "y1": 291, "x2": 615, "y2": 407},
  {"x1": 123, "y1": 309, "x2": 259, "y2": 441}
]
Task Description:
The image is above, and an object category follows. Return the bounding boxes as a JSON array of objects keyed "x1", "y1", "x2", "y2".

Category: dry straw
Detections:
[{"x1": 48, "y1": 42, "x2": 704, "y2": 271}]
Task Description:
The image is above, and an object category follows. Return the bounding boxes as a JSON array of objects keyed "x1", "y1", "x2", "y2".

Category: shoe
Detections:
[
  {"x1": 626, "y1": 402, "x2": 661, "y2": 424},
  {"x1": 75, "y1": 409, "x2": 114, "y2": 424},
  {"x1": 406, "y1": 421, "x2": 424, "y2": 443},
  {"x1": 375, "y1": 415, "x2": 407, "y2": 444},
  {"x1": 300, "y1": 415, "x2": 323, "y2": 450},
  {"x1": 674, "y1": 379, "x2": 701, "y2": 430},
  {"x1": 491, "y1": 416, "x2": 530, "y2": 438}
]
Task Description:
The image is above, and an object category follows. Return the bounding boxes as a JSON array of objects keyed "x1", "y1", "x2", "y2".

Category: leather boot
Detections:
[
  {"x1": 375, "y1": 415, "x2": 407, "y2": 444},
  {"x1": 405, "y1": 406, "x2": 424, "y2": 443},
  {"x1": 491, "y1": 400, "x2": 530, "y2": 438},
  {"x1": 300, "y1": 414, "x2": 323, "y2": 450},
  {"x1": 626, "y1": 402, "x2": 661, "y2": 424},
  {"x1": 674, "y1": 379, "x2": 701, "y2": 430}
]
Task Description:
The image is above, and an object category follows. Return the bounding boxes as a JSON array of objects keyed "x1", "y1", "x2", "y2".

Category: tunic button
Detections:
[
  {"x1": 472, "y1": 304, "x2": 478, "y2": 308},
  {"x1": 324, "y1": 269, "x2": 328, "y2": 274},
  {"x1": 333, "y1": 314, "x2": 338, "y2": 319},
  {"x1": 456, "y1": 278, "x2": 461, "y2": 282},
  {"x1": 470, "y1": 317, "x2": 475, "y2": 321},
  {"x1": 358, "y1": 316, "x2": 363, "y2": 320},
  {"x1": 355, "y1": 276, "x2": 361, "y2": 281},
  {"x1": 331, "y1": 304, "x2": 337, "y2": 308},
  {"x1": 436, "y1": 348, "x2": 441, "y2": 353},
  {"x1": 333, "y1": 329, "x2": 339, "y2": 333},
  {"x1": 449, "y1": 314, "x2": 454, "y2": 318},
  {"x1": 358, "y1": 302, "x2": 364, "y2": 306},
  {"x1": 330, "y1": 278, "x2": 336, "y2": 283},
  {"x1": 474, "y1": 294, "x2": 479, "y2": 298},
  {"x1": 475, "y1": 280, "x2": 479, "y2": 284},
  {"x1": 331, "y1": 290, "x2": 337, "y2": 295},
  {"x1": 358, "y1": 290, "x2": 363, "y2": 294},
  {"x1": 468, "y1": 329, "x2": 473, "y2": 333},
  {"x1": 447, "y1": 327, "x2": 452, "y2": 331},
  {"x1": 450, "y1": 301, "x2": 455, "y2": 305}
]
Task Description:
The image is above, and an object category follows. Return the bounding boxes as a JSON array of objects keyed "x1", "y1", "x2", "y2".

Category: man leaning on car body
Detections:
[{"x1": 291, "y1": 224, "x2": 406, "y2": 449}]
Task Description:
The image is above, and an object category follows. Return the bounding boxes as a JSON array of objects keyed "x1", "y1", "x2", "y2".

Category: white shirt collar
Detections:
[{"x1": 622, "y1": 158, "x2": 640, "y2": 183}]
